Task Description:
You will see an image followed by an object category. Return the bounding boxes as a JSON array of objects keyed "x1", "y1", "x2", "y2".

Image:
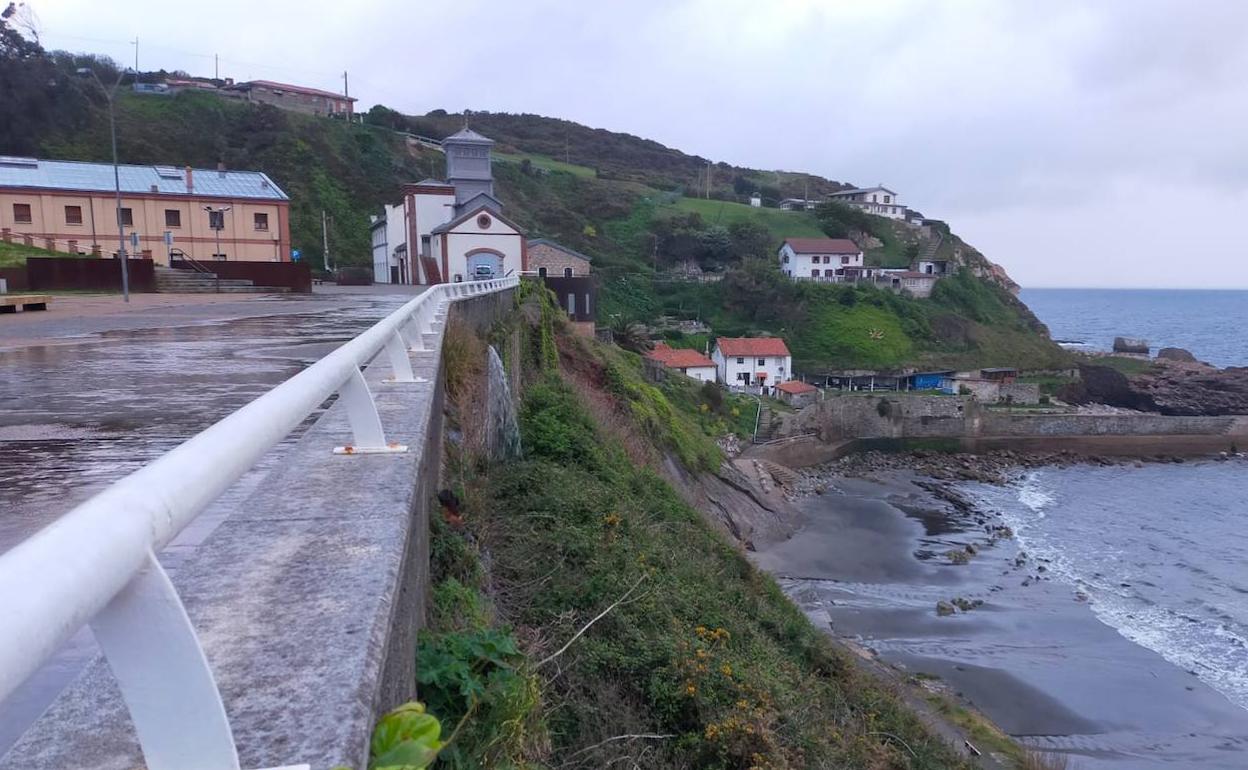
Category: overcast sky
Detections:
[{"x1": 28, "y1": 0, "x2": 1248, "y2": 289}]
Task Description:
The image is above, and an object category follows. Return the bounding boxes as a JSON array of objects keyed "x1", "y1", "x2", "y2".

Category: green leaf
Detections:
[{"x1": 369, "y1": 701, "x2": 444, "y2": 770}]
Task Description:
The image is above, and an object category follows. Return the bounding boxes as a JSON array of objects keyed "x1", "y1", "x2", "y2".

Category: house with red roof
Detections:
[
  {"x1": 711, "y1": 337, "x2": 792, "y2": 393},
  {"x1": 226, "y1": 80, "x2": 356, "y2": 118},
  {"x1": 775, "y1": 380, "x2": 819, "y2": 408},
  {"x1": 778, "y1": 237, "x2": 864, "y2": 281},
  {"x1": 646, "y1": 343, "x2": 717, "y2": 383}
]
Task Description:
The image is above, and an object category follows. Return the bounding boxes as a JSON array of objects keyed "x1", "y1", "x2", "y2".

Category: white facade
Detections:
[
  {"x1": 370, "y1": 203, "x2": 409, "y2": 283},
  {"x1": 778, "y1": 240, "x2": 863, "y2": 280},
  {"x1": 749, "y1": 193, "x2": 762, "y2": 208},
  {"x1": 827, "y1": 186, "x2": 907, "y2": 220},
  {"x1": 711, "y1": 345, "x2": 792, "y2": 391},
  {"x1": 431, "y1": 207, "x2": 525, "y2": 283},
  {"x1": 678, "y1": 365, "x2": 718, "y2": 383}
]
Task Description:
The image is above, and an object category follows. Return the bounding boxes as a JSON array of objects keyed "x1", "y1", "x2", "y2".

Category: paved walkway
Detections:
[{"x1": 0, "y1": 285, "x2": 426, "y2": 352}]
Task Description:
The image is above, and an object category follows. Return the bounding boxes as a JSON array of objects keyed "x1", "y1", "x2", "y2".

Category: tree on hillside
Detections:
[{"x1": 720, "y1": 258, "x2": 806, "y2": 327}]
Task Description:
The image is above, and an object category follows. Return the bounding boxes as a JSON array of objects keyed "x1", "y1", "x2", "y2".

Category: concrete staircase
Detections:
[
  {"x1": 916, "y1": 233, "x2": 943, "y2": 264},
  {"x1": 754, "y1": 402, "x2": 779, "y2": 442},
  {"x1": 153, "y1": 266, "x2": 288, "y2": 294}
]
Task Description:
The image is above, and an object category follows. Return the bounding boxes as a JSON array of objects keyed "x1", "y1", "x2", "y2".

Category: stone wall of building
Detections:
[{"x1": 528, "y1": 241, "x2": 590, "y2": 277}]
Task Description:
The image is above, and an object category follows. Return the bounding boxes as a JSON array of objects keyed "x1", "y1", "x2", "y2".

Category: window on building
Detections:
[
  {"x1": 254, "y1": 212, "x2": 269, "y2": 231},
  {"x1": 811, "y1": 269, "x2": 819, "y2": 277},
  {"x1": 736, "y1": 357, "x2": 745, "y2": 365},
  {"x1": 757, "y1": 358, "x2": 766, "y2": 366},
  {"x1": 884, "y1": 195, "x2": 891, "y2": 203},
  {"x1": 65, "y1": 205, "x2": 83, "y2": 225},
  {"x1": 420, "y1": 235, "x2": 431, "y2": 256},
  {"x1": 212, "y1": 252, "x2": 227, "y2": 261},
  {"x1": 564, "y1": 267, "x2": 573, "y2": 278},
  {"x1": 842, "y1": 256, "x2": 850, "y2": 264},
  {"x1": 824, "y1": 255, "x2": 832, "y2": 264},
  {"x1": 781, "y1": 254, "x2": 789, "y2": 263},
  {"x1": 165, "y1": 209, "x2": 181, "y2": 228},
  {"x1": 538, "y1": 267, "x2": 547, "y2": 277},
  {"x1": 12, "y1": 203, "x2": 32, "y2": 223},
  {"x1": 207, "y1": 210, "x2": 224, "y2": 230},
  {"x1": 566, "y1": 293, "x2": 576, "y2": 315},
  {"x1": 119, "y1": 208, "x2": 133, "y2": 227}
]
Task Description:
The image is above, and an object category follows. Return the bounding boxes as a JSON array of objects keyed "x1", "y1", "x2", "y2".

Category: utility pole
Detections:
[
  {"x1": 132, "y1": 37, "x2": 138, "y2": 72},
  {"x1": 343, "y1": 70, "x2": 349, "y2": 99},
  {"x1": 77, "y1": 65, "x2": 131, "y2": 302},
  {"x1": 214, "y1": 53, "x2": 219, "y2": 80},
  {"x1": 705, "y1": 161, "x2": 711, "y2": 199},
  {"x1": 322, "y1": 210, "x2": 330, "y2": 272}
]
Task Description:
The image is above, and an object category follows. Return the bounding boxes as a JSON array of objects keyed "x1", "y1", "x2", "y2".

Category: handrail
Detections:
[{"x1": 0, "y1": 276, "x2": 518, "y2": 770}]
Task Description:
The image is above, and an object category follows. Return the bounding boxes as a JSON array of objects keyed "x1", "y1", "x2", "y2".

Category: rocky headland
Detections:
[{"x1": 1062, "y1": 353, "x2": 1248, "y2": 416}]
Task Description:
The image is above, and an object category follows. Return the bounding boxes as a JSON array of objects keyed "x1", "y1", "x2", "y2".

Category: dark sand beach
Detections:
[{"x1": 753, "y1": 470, "x2": 1248, "y2": 768}]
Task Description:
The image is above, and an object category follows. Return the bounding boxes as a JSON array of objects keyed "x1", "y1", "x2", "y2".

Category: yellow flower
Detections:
[{"x1": 720, "y1": 664, "x2": 733, "y2": 677}]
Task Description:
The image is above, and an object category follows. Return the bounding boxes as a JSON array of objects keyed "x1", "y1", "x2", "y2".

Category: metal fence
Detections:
[{"x1": 0, "y1": 276, "x2": 517, "y2": 770}]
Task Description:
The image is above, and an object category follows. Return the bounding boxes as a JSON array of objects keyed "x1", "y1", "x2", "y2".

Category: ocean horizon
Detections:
[{"x1": 1020, "y1": 288, "x2": 1248, "y2": 368}]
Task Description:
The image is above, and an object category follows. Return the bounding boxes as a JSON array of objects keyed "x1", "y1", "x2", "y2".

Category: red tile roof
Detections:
[
  {"x1": 716, "y1": 337, "x2": 791, "y2": 357},
  {"x1": 648, "y1": 343, "x2": 716, "y2": 369},
  {"x1": 776, "y1": 380, "x2": 817, "y2": 395},
  {"x1": 782, "y1": 238, "x2": 861, "y2": 255}
]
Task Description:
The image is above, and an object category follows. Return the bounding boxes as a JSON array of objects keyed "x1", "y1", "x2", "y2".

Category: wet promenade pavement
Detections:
[{"x1": 0, "y1": 286, "x2": 418, "y2": 751}]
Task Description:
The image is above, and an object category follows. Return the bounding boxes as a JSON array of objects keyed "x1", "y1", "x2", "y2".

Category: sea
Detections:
[
  {"x1": 1020, "y1": 288, "x2": 1248, "y2": 368},
  {"x1": 968, "y1": 464, "x2": 1248, "y2": 715}
]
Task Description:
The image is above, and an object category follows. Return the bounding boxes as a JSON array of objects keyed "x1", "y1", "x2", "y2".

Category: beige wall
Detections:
[
  {"x1": 0, "y1": 188, "x2": 291, "y2": 265},
  {"x1": 528, "y1": 242, "x2": 590, "y2": 277}
]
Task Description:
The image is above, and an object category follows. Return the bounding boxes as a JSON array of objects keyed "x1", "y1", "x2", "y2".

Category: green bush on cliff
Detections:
[{"x1": 460, "y1": 375, "x2": 971, "y2": 768}]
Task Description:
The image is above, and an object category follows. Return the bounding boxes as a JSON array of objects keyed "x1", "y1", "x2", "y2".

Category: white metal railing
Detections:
[{"x1": 0, "y1": 276, "x2": 517, "y2": 770}]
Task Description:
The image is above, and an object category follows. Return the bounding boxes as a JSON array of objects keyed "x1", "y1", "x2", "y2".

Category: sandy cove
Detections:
[{"x1": 751, "y1": 452, "x2": 1248, "y2": 769}]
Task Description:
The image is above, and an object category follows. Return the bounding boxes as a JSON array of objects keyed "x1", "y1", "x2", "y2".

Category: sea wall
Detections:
[{"x1": 792, "y1": 394, "x2": 1241, "y2": 443}]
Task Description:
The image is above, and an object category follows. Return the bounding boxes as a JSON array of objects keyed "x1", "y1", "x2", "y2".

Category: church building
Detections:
[{"x1": 371, "y1": 128, "x2": 527, "y2": 284}]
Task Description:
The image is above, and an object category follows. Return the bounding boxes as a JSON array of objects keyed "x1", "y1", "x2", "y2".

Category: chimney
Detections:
[
  {"x1": 150, "y1": 184, "x2": 158, "y2": 193},
  {"x1": 185, "y1": 166, "x2": 194, "y2": 192},
  {"x1": 217, "y1": 161, "x2": 226, "y2": 177}
]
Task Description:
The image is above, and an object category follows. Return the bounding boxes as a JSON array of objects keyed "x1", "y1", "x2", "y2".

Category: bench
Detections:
[{"x1": 0, "y1": 294, "x2": 52, "y2": 313}]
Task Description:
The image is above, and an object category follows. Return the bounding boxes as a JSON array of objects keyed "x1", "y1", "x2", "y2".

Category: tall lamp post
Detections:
[
  {"x1": 76, "y1": 65, "x2": 131, "y2": 303},
  {"x1": 203, "y1": 205, "x2": 231, "y2": 293}
]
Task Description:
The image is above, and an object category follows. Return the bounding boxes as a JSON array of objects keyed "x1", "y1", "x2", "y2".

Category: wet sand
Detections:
[{"x1": 753, "y1": 471, "x2": 1248, "y2": 768}]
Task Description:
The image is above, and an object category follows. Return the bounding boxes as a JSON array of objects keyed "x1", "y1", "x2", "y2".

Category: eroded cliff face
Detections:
[{"x1": 660, "y1": 454, "x2": 801, "y2": 550}]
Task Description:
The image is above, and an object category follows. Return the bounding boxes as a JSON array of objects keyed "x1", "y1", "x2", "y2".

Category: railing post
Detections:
[
  {"x1": 332, "y1": 367, "x2": 408, "y2": 455},
  {"x1": 383, "y1": 329, "x2": 427, "y2": 384},
  {"x1": 90, "y1": 551, "x2": 241, "y2": 770}
]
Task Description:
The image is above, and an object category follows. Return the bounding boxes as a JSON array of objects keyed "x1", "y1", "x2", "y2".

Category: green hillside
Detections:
[{"x1": 2, "y1": 33, "x2": 1065, "y2": 371}]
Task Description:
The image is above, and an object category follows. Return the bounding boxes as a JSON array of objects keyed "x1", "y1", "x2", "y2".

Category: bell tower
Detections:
[{"x1": 442, "y1": 127, "x2": 495, "y2": 206}]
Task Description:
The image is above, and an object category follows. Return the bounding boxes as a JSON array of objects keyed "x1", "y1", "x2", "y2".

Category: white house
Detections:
[
  {"x1": 778, "y1": 237, "x2": 863, "y2": 281},
  {"x1": 712, "y1": 337, "x2": 792, "y2": 393},
  {"x1": 370, "y1": 202, "x2": 409, "y2": 284},
  {"x1": 827, "y1": 186, "x2": 906, "y2": 220},
  {"x1": 749, "y1": 193, "x2": 762, "y2": 208},
  {"x1": 647, "y1": 343, "x2": 718, "y2": 383},
  {"x1": 371, "y1": 128, "x2": 527, "y2": 284}
]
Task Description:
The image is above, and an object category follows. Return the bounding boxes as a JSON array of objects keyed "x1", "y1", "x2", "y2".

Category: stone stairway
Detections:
[
  {"x1": 916, "y1": 233, "x2": 943, "y2": 263},
  {"x1": 153, "y1": 266, "x2": 288, "y2": 294},
  {"x1": 754, "y1": 401, "x2": 778, "y2": 442}
]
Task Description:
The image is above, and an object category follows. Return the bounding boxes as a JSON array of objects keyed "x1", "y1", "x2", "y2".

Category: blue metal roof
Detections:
[{"x1": 0, "y1": 158, "x2": 289, "y2": 201}]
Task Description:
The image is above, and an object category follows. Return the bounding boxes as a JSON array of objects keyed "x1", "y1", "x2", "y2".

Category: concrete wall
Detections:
[
  {"x1": 0, "y1": 289, "x2": 515, "y2": 770},
  {"x1": 795, "y1": 394, "x2": 1240, "y2": 443}
]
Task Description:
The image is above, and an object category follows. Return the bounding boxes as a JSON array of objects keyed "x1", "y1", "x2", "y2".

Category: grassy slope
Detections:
[
  {"x1": 37, "y1": 90, "x2": 430, "y2": 269},
  {"x1": 418, "y1": 292, "x2": 976, "y2": 768},
  {"x1": 661, "y1": 197, "x2": 827, "y2": 239},
  {"x1": 0, "y1": 241, "x2": 64, "y2": 267}
]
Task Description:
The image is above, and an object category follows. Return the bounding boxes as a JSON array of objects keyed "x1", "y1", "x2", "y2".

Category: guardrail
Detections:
[{"x1": 0, "y1": 276, "x2": 517, "y2": 770}]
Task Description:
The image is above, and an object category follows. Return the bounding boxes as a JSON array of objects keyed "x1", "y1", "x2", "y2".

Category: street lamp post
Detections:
[
  {"x1": 203, "y1": 205, "x2": 231, "y2": 293},
  {"x1": 76, "y1": 65, "x2": 130, "y2": 303}
]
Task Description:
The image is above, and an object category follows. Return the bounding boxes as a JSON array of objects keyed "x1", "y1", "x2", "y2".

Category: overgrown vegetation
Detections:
[{"x1": 414, "y1": 292, "x2": 978, "y2": 768}]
